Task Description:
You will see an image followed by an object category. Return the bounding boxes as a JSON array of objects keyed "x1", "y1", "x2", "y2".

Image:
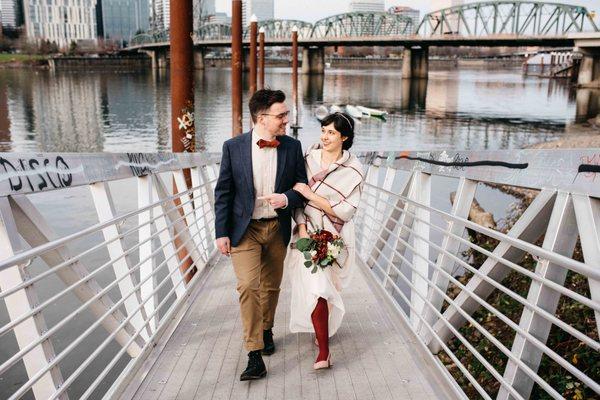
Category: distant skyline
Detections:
[{"x1": 214, "y1": 0, "x2": 599, "y2": 23}]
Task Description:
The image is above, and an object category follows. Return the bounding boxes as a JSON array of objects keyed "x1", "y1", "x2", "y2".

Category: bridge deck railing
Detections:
[
  {"x1": 1, "y1": 150, "x2": 599, "y2": 399},
  {"x1": 355, "y1": 149, "x2": 600, "y2": 400},
  {"x1": 0, "y1": 153, "x2": 220, "y2": 400}
]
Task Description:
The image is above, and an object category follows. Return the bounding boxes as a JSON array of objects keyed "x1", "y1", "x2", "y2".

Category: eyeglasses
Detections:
[{"x1": 261, "y1": 111, "x2": 290, "y2": 120}]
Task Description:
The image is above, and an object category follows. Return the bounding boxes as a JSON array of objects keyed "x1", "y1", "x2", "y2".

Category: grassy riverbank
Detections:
[{"x1": 0, "y1": 53, "x2": 48, "y2": 66}]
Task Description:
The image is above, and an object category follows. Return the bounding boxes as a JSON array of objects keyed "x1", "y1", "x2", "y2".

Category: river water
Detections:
[
  {"x1": 0, "y1": 65, "x2": 597, "y2": 399},
  {"x1": 0, "y1": 65, "x2": 594, "y2": 154}
]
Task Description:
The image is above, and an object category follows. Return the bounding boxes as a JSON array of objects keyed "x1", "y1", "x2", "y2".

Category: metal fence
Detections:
[
  {"x1": 0, "y1": 153, "x2": 220, "y2": 399},
  {"x1": 1, "y1": 149, "x2": 599, "y2": 399},
  {"x1": 355, "y1": 149, "x2": 600, "y2": 400}
]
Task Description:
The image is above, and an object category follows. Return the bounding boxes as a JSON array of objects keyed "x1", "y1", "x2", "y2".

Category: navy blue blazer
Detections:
[{"x1": 214, "y1": 131, "x2": 308, "y2": 247}]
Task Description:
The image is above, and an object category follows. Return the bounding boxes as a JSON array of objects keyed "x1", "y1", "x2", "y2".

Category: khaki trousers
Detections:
[{"x1": 230, "y1": 219, "x2": 287, "y2": 351}]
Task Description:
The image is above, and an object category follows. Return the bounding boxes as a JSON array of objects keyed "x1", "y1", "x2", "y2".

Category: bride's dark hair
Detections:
[{"x1": 320, "y1": 112, "x2": 355, "y2": 150}]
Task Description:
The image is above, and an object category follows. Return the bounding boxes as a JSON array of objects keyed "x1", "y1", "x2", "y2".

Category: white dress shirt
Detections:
[{"x1": 251, "y1": 130, "x2": 285, "y2": 219}]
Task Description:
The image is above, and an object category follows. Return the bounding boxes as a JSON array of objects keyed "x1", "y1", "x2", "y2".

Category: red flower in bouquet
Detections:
[{"x1": 295, "y1": 229, "x2": 345, "y2": 274}]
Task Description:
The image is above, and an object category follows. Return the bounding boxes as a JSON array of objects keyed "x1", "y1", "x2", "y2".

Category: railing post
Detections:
[
  {"x1": 173, "y1": 169, "x2": 207, "y2": 273},
  {"x1": 418, "y1": 177, "x2": 476, "y2": 338},
  {"x1": 360, "y1": 165, "x2": 381, "y2": 256},
  {"x1": 90, "y1": 181, "x2": 151, "y2": 341},
  {"x1": 383, "y1": 173, "x2": 418, "y2": 292},
  {"x1": 137, "y1": 175, "x2": 159, "y2": 332},
  {"x1": 190, "y1": 166, "x2": 216, "y2": 258},
  {"x1": 498, "y1": 191, "x2": 579, "y2": 400},
  {"x1": 410, "y1": 172, "x2": 431, "y2": 328},
  {"x1": 0, "y1": 198, "x2": 66, "y2": 399},
  {"x1": 365, "y1": 171, "x2": 412, "y2": 270},
  {"x1": 7, "y1": 195, "x2": 144, "y2": 356},
  {"x1": 427, "y1": 189, "x2": 557, "y2": 353},
  {"x1": 572, "y1": 194, "x2": 600, "y2": 334},
  {"x1": 145, "y1": 176, "x2": 187, "y2": 299},
  {"x1": 152, "y1": 174, "x2": 205, "y2": 273}
]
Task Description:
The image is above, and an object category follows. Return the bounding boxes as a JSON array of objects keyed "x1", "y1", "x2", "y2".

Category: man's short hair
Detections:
[{"x1": 249, "y1": 89, "x2": 286, "y2": 123}]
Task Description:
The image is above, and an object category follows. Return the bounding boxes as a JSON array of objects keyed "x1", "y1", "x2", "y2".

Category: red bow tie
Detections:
[{"x1": 257, "y1": 138, "x2": 280, "y2": 149}]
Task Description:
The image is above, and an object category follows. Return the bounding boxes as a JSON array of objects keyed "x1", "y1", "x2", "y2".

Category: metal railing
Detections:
[
  {"x1": 0, "y1": 153, "x2": 220, "y2": 399},
  {"x1": 1, "y1": 149, "x2": 599, "y2": 399},
  {"x1": 354, "y1": 149, "x2": 600, "y2": 400}
]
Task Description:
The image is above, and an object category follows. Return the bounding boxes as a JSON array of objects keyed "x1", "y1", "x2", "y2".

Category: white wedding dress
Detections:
[
  {"x1": 287, "y1": 146, "x2": 363, "y2": 337},
  {"x1": 287, "y1": 221, "x2": 356, "y2": 337}
]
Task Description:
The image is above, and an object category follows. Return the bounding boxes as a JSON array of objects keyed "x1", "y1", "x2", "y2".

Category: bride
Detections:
[{"x1": 287, "y1": 112, "x2": 364, "y2": 370}]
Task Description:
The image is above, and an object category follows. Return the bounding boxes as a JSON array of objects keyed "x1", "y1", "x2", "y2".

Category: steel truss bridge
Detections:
[{"x1": 128, "y1": 1, "x2": 598, "y2": 49}]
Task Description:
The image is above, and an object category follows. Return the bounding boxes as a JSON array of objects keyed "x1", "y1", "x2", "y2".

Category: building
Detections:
[
  {"x1": 194, "y1": 0, "x2": 215, "y2": 31},
  {"x1": 349, "y1": 0, "x2": 385, "y2": 13},
  {"x1": 241, "y1": 0, "x2": 246, "y2": 26},
  {"x1": 206, "y1": 12, "x2": 230, "y2": 25},
  {"x1": 1, "y1": 0, "x2": 24, "y2": 30},
  {"x1": 245, "y1": 0, "x2": 273, "y2": 25},
  {"x1": 97, "y1": 0, "x2": 149, "y2": 44},
  {"x1": 388, "y1": 6, "x2": 420, "y2": 34},
  {"x1": 150, "y1": 0, "x2": 168, "y2": 31},
  {"x1": 23, "y1": 0, "x2": 98, "y2": 48}
]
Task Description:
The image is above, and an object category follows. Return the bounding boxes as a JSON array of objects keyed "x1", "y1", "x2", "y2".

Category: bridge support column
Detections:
[
  {"x1": 141, "y1": 50, "x2": 168, "y2": 70},
  {"x1": 411, "y1": 47, "x2": 429, "y2": 79},
  {"x1": 154, "y1": 50, "x2": 168, "y2": 69},
  {"x1": 194, "y1": 48, "x2": 205, "y2": 70},
  {"x1": 242, "y1": 48, "x2": 250, "y2": 72},
  {"x1": 401, "y1": 47, "x2": 412, "y2": 79},
  {"x1": 301, "y1": 46, "x2": 325, "y2": 75},
  {"x1": 577, "y1": 52, "x2": 600, "y2": 88},
  {"x1": 402, "y1": 46, "x2": 428, "y2": 80},
  {"x1": 575, "y1": 89, "x2": 600, "y2": 123}
]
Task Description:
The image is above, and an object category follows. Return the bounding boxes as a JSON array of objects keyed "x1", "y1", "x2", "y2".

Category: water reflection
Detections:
[
  {"x1": 401, "y1": 79, "x2": 427, "y2": 111},
  {"x1": 575, "y1": 89, "x2": 600, "y2": 123},
  {"x1": 0, "y1": 66, "x2": 597, "y2": 153},
  {"x1": 301, "y1": 73, "x2": 324, "y2": 104},
  {"x1": 0, "y1": 76, "x2": 10, "y2": 152}
]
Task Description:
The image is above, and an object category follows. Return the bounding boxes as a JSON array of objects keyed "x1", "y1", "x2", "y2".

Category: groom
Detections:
[{"x1": 214, "y1": 89, "x2": 308, "y2": 381}]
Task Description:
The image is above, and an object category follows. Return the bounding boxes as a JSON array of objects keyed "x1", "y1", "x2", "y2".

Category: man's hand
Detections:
[
  {"x1": 216, "y1": 237, "x2": 231, "y2": 256},
  {"x1": 257, "y1": 193, "x2": 288, "y2": 209}
]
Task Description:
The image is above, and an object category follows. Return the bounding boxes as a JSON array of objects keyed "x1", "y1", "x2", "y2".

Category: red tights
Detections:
[{"x1": 311, "y1": 297, "x2": 329, "y2": 362}]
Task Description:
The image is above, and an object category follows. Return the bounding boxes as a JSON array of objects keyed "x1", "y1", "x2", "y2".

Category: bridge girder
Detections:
[
  {"x1": 311, "y1": 12, "x2": 415, "y2": 38},
  {"x1": 195, "y1": 23, "x2": 232, "y2": 41},
  {"x1": 244, "y1": 19, "x2": 313, "y2": 40},
  {"x1": 130, "y1": 31, "x2": 169, "y2": 46},
  {"x1": 416, "y1": 1, "x2": 599, "y2": 36},
  {"x1": 129, "y1": 3, "x2": 599, "y2": 48}
]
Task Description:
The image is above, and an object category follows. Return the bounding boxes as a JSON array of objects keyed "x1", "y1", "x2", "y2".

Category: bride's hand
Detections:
[
  {"x1": 298, "y1": 225, "x2": 310, "y2": 239},
  {"x1": 293, "y1": 183, "x2": 313, "y2": 199}
]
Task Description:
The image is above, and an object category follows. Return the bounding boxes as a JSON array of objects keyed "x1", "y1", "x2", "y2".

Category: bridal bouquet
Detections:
[{"x1": 295, "y1": 229, "x2": 345, "y2": 274}]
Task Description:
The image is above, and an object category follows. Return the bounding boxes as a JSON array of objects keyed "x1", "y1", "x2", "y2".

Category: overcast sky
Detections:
[{"x1": 214, "y1": 0, "x2": 599, "y2": 23}]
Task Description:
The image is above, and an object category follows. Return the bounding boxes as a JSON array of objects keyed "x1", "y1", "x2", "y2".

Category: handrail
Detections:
[
  {"x1": 1, "y1": 150, "x2": 599, "y2": 400},
  {"x1": 355, "y1": 150, "x2": 600, "y2": 400},
  {"x1": 0, "y1": 154, "x2": 219, "y2": 399}
]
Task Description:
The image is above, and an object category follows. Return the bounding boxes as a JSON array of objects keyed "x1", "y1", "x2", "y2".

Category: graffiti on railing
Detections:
[
  {"x1": 0, "y1": 155, "x2": 73, "y2": 193},
  {"x1": 399, "y1": 151, "x2": 529, "y2": 171},
  {"x1": 578, "y1": 153, "x2": 600, "y2": 182},
  {"x1": 0, "y1": 153, "x2": 214, "y2": 197},
  {"x1": 126, "y1": 153, "x2": 154, "y2": 177}
]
